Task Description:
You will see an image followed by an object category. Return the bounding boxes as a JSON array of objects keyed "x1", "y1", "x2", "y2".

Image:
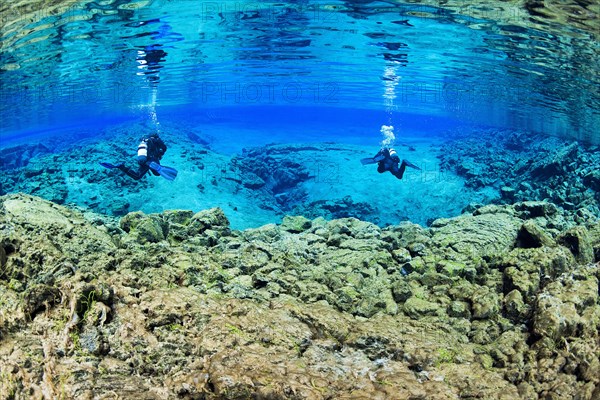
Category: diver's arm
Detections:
[
  {"x1": 157, "y1": 138, "x2": 167, "y2": 155},
  {"x1": 372, "y1": 149, "x2": 386, "y2": 163}
]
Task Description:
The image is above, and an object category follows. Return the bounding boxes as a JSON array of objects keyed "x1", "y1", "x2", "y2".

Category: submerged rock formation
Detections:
[
  {"x1": 439, "y1": 130, "x2": 600, "y2": 218},
  {"x1": 1, "y1": 194, "x2": 599, "y2": 399}
]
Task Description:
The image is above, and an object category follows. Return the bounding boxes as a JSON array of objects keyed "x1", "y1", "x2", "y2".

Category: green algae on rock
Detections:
[{"x1": 1, "y1": 194, "x2": 599, "y2": 399}]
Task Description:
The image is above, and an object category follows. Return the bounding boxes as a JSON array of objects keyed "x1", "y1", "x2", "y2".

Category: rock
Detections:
[
  {"x1": 0, "y1": 143, "x2": 51, "y2": 170},
  {"x1": 500, "y1": 186, "x2": 516, "y2": 201},
  {"x1": 2, "y1": 194, "x2": 600, "y2": 399},
  {"x1": 533, "y1": 294, "x2": 579, "y2": 340},
  {"x1": 391, "y1": 248, "x2": 411, "y2": 263},
  {"x1": 469, "y1": 320, "x2": 500, "y2": 345},
  {"x1": 558, "y1": 226, "x2": 594, "y2": 264},
  {"x1": 280, "y1": 215, "x2": 312, "y2": 233},
  {"x1": 338, "y1": 238, "x2": 382, "y2": 252},
  {"x1": 503, "y1": 290, "x2": 528, "y2": 322},
  {"x1": 471, "y1": 288, "x2": 500, "y2": 319},
  {"x1": 233, "y1": 148, "x2": 311, "y2": 211},
  {"x1": 438, "y1": 259, "x2": 475, "y2": 278},
  {"x1": 240, "y1": 172, "x2": 265, "y2": 189},
  {"x1": 334, "y1": 286, "x2": 361, "y2": 312},
  {"x1": 23, "y1": 284, "x2": 61, "y2": 318},
  {"x1": 472, "y1": 204, "x2": 515, "y2": 216},
  {"x1": 326, "y1": 218, "x2": 380, "y2": 239},
  {"x1": 119, "y1": 211, "x2": 146, "y2": 232},
  {"x1": 513, "y1": 201, "x2": 558, "y2": 219},
  {"x1": 295, "y1": 197, "x2": 378, "y2": 223},
  {"x1": 110, "y1": 199, "x2": 130, "y2": 216},
  {"x1": 403, "y1": 296, "x2": 442, "y2": 318},
  {"x1": 80, "y1": 326, "x2": 109, "y2": 355},
  {"x1": 356, "y1": 282, "x2": 396, "y2": 317},
  {"x1": 503, "y1": 265, "x2": 538, "y2": 299},
  {"x1": 516, "y1": 221, "x2": 555, "y2": 248},
  {"x1": 387, "y1": 222, "x2": 431, "y2": 249},
  {"x1": 188, "y1": 207, "x2": 230, "y2": 236},
  {"x1": 238, "y1": 246, "x2": 271, "y2": 274},
  {"x1": 120, "y1": 213, "x2": 166, "y2": 244},
  {"x1": 0, "y1": 245, "x2": 6, "y2": 268},
  {"x1": 430, "y1": 212, "x2": 521, "y2": 264},
  {"x1": 391, "y1": 279, "x2": 413, "y2": 303},
  {"x1": 582, "y1": 170, "x2": 600, "y2": 191},
  {"x1": 23, "y1": 167, "x2": 44, "y2": 178},
  {"x1": 530, "y1": 142, "x2": 578, "y2": 178},
  {"x1": 589, "y1": 223, "x2": 600, "y2": 261},
  {"x1": 162, "y1": 210, "x2": 194, "y2": 225},
  {"x1": 448, "y1": 300, "x2": 471, "y2": 319},
  {"x1": 242, "y1": 224, "x2": 281, "y2": 243},
  {"x1": 533, "y1": 270, "x2": 599, "y2": 341}
]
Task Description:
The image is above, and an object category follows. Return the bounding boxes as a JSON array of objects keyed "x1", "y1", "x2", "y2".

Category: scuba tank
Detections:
[{"x1": 137, "y1": 139, "x2": 148, "y2": 163}]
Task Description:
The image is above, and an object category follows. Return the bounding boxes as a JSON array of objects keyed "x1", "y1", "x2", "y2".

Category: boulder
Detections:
[
  {"x1": 430, "y1": 212, "x2": 521, "y2": 264},
  {"x1": 403, "y1": 296, "x2": 442, "y2": 319},
  {"x1": 280, "y1": 215, "x2": 312, "y2": 233},
  {"x1": 558, "y1": 226, "x2": 594, "y2": 264},
  {"x1": 188, "y1": 207, "x2": 230, "y2": 237},
  {"x1": 120, "y1": 212, "x2": 166, "y2": 244},
  {"x1": 516, "y1": 221, "x2": 555, "y2": 248}
]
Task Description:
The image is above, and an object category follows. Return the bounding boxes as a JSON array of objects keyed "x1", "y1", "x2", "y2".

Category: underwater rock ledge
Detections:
[{"x1": 1, "y1": 193, "x2": 599, "y2": 399}]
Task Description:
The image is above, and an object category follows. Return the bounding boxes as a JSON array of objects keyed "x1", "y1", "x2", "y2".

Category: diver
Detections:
[
  {"x1": 100, "y1": 133, "x2": 178, "y2": 181},
  {"x1": 361, "y1": 147, "x2": 420, "y2": 180}
]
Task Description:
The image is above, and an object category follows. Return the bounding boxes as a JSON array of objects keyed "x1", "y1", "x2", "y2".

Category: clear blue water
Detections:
[
  {"x1": 1, "y1": 0, "x2": 598, "y2": 140},
  {"x1": 0, "y1": 1, "x2": 599, "y2": 228}
]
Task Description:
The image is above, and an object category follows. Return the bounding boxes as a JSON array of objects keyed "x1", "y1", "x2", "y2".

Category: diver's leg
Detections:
[
  {"x1": 119, "y1": 164, "x2": 149, "y2": 180},
  {"x1": 392, "y1": 162, "x2": 407, "y2": 179},
  {"x1": 377, "y1": 163, "x2": 386, "y2": 173}
]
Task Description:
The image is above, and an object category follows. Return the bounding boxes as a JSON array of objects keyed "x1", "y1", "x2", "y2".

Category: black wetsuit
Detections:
[
  {"x1": 119, "y1": 135, "x2": 167, "y2": 180},
  {"x1": 376, "y1": 148, "x2": 409, "y2": 180}
]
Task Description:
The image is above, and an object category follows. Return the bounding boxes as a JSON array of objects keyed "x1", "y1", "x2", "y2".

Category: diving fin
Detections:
[
  {"x1": 361, "y1": 158, "x2": 377, "y2": 165},
  {"x1": 361, "y1": 154, "x2": 385, "y2": 165},
  {"x1": 149, "y1": 161, "x2": 178, "y2": 181},
  {"x1": 402, "y1": 160, "x2": 421, "y2": 170},
  {"x1": 100, "y1": 162, "x2": 123, "y2": 169}
]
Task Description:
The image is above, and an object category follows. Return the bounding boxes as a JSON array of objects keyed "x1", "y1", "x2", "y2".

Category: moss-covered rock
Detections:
[
  {"x1": 533, "y1": 267, "x2": 600, "y2": 341},
  {"x1": 403, "y1": 296, "x2": 442, "y2": 318},
  {"x1": 471, "y1": 287, "x2": 501, "y2": 319},
  {"x1": 448, "y1": 300, "x2": 471, "y2": 319},
  {"x1": 430, "y1": 212, "x2": 522, "y2": 266},
  {"x1": 187, "y1": 207, "x2": 230, "y2": 236},
  {"x1": 558, "y1": 226, "x2": 594, "y2": 264},
  {"x1": 589, "y1": 222, "x2": 600, "y2": 261},
  {"x1": 119, "y1": 210, "x2": 145, "y2": 232},
  {"x1": 391, "y1": 279, "x2": 413, "y2": 303},
  {"x1": 503, "y1": 289, "x2": 529, "y2": 322},
  {"x1": 516, "y1": 220, "x2": 555, "y2": 248},
  {"x1": 162, "y1": 209, "x2": 194, "y2": 225},
  {"x1": 1, "y1": 194, "x2": 599, "y2": 399},
  {"x1": 513, "y1": 201, "x2": 559, "y2": 219},
  {"x1": 120, "y1": 212, "x2": 167, "y2": 244},
  {"x1": 22, "y1": 283, "x2": 61, "y2": 318},
  {"x1": 499, "y1": 246, "x2": 575, "y2": 300},
  {"x1": 280, "y1": 215, "x2": 312, "y2": 233}
]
